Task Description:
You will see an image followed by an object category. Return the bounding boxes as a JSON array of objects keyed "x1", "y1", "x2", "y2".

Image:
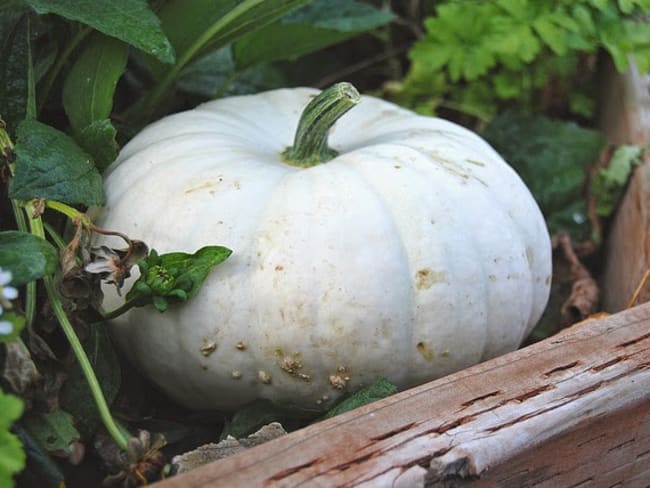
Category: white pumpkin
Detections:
[{"x1": 97, "y1": 83, "x2": 551, "y2": 412}]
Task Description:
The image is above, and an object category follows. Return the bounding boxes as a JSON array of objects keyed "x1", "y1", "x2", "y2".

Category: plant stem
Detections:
[
  {"x1": 141, "y1": 0, "x2": 265, "y2": 119},
  {"x1": 12, "y1": 201, "x2": 36, "y2": 329},
  {"x1": 27, "y1": 206, "x2": 128, "y2": 451},
  {"x1": 282, "y1": 82, "x2": 360, "y2": 167},
  {"x1": 44, "y1": 200, "x2": 92, "y2": 227}
]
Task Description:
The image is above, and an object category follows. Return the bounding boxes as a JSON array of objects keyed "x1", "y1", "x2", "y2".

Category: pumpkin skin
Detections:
[{"x1": 97, "y1": 87, "x2": 552, "y2": 411}]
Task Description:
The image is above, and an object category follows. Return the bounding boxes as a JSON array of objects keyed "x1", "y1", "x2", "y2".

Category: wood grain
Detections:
[
  {"x1": 155, "y1": 303, "x2": 650, "y2": 487},
  {"x1": 600, "y1": 61, "x2": 650, "y2": 312}
]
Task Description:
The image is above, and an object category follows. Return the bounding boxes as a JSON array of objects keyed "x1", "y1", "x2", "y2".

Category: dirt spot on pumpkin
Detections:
[
  {"x1": 415, "y1": 268, "x2": 447, "y2": 289},
  {"x1": 416, "y1": 341, "x2": 434, "y2": 362}
]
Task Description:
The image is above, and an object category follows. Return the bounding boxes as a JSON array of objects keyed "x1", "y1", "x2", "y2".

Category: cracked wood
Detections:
[{"x1": 154, "y1": 302, "x2": 650, "y2": 487}]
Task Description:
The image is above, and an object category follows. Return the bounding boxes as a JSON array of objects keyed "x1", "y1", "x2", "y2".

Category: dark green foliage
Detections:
[
  {"x1": 482, "y1": 112, "x2": 605, "y2": 241},
  {"x1": 0, "y1": 231, "x2": 57, "y2": 287}
]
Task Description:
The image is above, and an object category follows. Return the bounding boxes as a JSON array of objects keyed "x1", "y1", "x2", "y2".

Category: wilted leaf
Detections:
[{"x1": 2, "y1": 340, "x2": 40, "y2": 395}]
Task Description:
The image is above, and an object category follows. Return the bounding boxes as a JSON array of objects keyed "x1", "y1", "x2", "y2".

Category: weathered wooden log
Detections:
[{"x1": 155, "y1": 303, "x2": 650, "y2": 487}]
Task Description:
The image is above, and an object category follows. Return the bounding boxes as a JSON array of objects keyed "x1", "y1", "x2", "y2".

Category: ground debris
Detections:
[{"x1": 171, "y1": 422, "x2": 287, "y2": 474}]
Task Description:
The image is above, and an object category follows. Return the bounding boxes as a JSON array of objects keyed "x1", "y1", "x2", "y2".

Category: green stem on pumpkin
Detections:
[
  {"x1": 26, "y1": 205, "x2": 128, "y2": 451},
  {"x1": 282, "y1": 82, "x2": 360, "y2": 167}
]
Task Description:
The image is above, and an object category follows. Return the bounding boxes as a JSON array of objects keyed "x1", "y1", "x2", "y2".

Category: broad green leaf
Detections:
[
  {"x1": 147, "y1": 0, "x2": 307, "y2": 79},
  {"x1": 0, "y1": 231, "x2": 57, "y2": 287},
  {"x1": 321, "y1": 378, "x2": 398, "y2": 420},
  {"x1": 592, "y1": 145, "x2": 644, "y2": 217},
  {"x1": 23, "y1": 0, "x2": 174, "y2": 63},
  {"x1": 482, "y1": 112, "x2": 605, "y2": 241},
  {"x1": 0, "y1": 389, "x2": 25, "y2": 487},
  {"x1": 59, "y1": 324, "x2": 121, "y2": 440},
  {"x1": 0, "y1": 14, "x2": 30, "y2": 135},
  {"x1": 62, "y1": 33, "x2": 128, "y2": 132},
  {"x1": 9, "y1": 119, "x2": 105, "y2": 206},
  {"x1": 178, "y1": 46, "x2": 287, "y2": 97},
  {"x1": 125, "y1": 246, "x2": 232, "y2": 312},
  {"x1": 233, "y1": 0, "x2": 394, "y2": 68},
  {"x1": 75, "y1": 119, "x2": 118, "y2": 171},
  {"x1": 22, "y1": 409, "x2": 80, "y2": 456}
]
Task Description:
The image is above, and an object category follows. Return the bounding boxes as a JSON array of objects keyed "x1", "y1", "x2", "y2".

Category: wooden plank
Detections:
[
  {"x1": 155, "y1": 302, "x2": 650, "y2": 487},
  {"x1": 600, "y1": 61, "x2": 650, "y2": 312}
]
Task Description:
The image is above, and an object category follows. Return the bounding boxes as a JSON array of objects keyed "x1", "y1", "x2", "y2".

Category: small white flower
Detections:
[
  {"x1": 0, "y1": 320, "x2": 13, "y2": 336},
  {"x1": 0, "y1": 268, "x2": 18, "y2": 315}
]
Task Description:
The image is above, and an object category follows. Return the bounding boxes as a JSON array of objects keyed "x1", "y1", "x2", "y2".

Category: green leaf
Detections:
[
  {"x1": 321, "y1": 378, "x2": 398, "y2": 420},
  {"x1": 62, "y1": 33, "x2": 128, "y2": 132},
  {"x1": 232, "y1": 0, "x2": 394, "y2": 68},
  {"x1": 59, "y1": 324, "x2": 121, "y2": 440},
  {"x1": 8, "y1": 119, "x2": 105, "y2": 206},
  {"x1": 75, "y1": 119, "x2": 118, "y2": 171},
  {"x1": 0, "y1": 231, "x2": 57, "y2": 287},
  {"x1": 482, "y1": 112, "x2": 605, "y2": 241},
  {"x1": 0, "y1": 14, "x2": 30, "y2": 135},
  {"x1": 0, "y1": 389, "x2": 25, "y2": 487},
  {"x1": 148, "y1": 0, "x2": 308, "y2": 80},
  {"x1": 23, "y1": 0, "x2": 174, "y2": 63},
  {"x1": 12, "y1": 426, "x2": 64, "y2": 488},
  {"x1": 0, "y1": 312, "x2": 26, "y2": 343},
  {"x1": 178, "y1": 46, "x2": 287, "y2": 97},
  {"x1": 592, "y1": 145, "x2": 644, "y2": 217},
  {"x1": 22, "y1": 409, "x2": 80, "y2": 456},
  {"x1": 125, "y1": 246, "x2": 232, "y2": 312}
]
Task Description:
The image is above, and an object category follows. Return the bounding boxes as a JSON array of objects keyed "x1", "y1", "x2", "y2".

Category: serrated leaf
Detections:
[
  {"x1": 59, "y1": 324, "x2": 121, "y2": 440},
  {"x1": 321, "y1": 378, "x2": 398, "y2": 420},
  {"x1": 592, "y1": 145, "x2": 644, "y2": 217},
  {"x1": 62, "y1": 33, "x2": 127, "y2": 132},
  {"x1": 75, "y1": 119, "x2": 118, "y2": 171},
  {"x1": 22, "y1": 409, "x2": 80, "y2": 456},
  {"x1": 0, "y1": 13, "x2": 30, "y2": 136},
  {"x1": 148, "y1": 0, "x2": 307, "y2": 80},
  {"x1": 0, "y1": 231, "x2": 57, "y2": 287},
  {"x1": 23, "y1": 0, "x2": 174, "y2": 63},
  {"x1": 533, "y1": 14, "x2": 568, "y2": 55},
  {"x1": 8, "y1": 119, "x2": 105, "y2": 206},
  {"x1": 232, "y1": 0, "x2": 394, "y2": 68},
  {"x1": 0, "y1": 389, "x2": 25, "y2": 487},
  {"x1": 482, "y1": 112, "x2": 605, "y2": 241}
]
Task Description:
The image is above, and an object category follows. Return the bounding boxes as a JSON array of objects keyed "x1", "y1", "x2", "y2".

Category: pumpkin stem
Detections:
[{"x1": 282, "y1": 82, "x2": 360, "y2": 167}]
